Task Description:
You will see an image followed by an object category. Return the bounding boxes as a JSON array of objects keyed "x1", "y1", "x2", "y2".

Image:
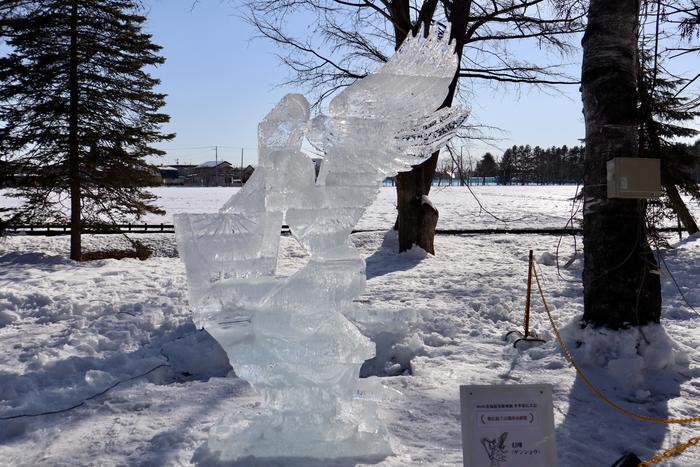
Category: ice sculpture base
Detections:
[{"x1": 208, "y1": 410, "x2": 393, "y2": 462}]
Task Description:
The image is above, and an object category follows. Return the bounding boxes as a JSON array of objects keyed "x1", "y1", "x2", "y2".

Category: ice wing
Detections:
[
  {"x1": 329, "y1": 24, "x2": 459, "y2": 120},
  {"x1": 323, "y1": 25, "x2": 468, "y2": 177}
]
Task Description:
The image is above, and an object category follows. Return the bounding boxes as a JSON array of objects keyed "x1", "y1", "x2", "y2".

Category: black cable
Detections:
[
  {"x1": 644, "y1": 207, "x2": 700, "y2": 315},
  {"x1": 656, "y1": 245, "x2": 700, "y2": 316},
  {"x1": 555, "y1": 183, "x2": 582, "y2": 283},
  {"x1": 633, "y1": 260, "x2": 652, "y2": 345},
  {"x1": 0, "y1": 363, "x2": 168, "y2": 421},
  {"x1": 0, "y1": 330, "x2": 201, "y2": 421},
  {"x1": 464, "y1": 182, "x2": 528, "y2": 223}
]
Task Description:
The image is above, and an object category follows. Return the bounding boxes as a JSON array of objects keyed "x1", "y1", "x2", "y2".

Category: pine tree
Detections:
[
  {"x1": 498, "y1": 148, "x2": 515, "y2": 185},
  {"x1": 0, "y1": 0, "x2": 173, "y2": 260},
  {"x1": 638, "y1": 50, "x2": 700, "y2": 235},
  {"x1": 475, "y1": 152, "x2": 497, "y2": 184}
]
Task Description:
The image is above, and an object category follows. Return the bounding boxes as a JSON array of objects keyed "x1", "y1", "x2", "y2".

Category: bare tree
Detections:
[
  {"x1": 244, "y1": 0, "x2": 584, "y2": 253},
  {"x1": 581, "y1": 0, "x2": 662, "y2": 328},
  {"x1": 435, "y1": 157, "x2": 454, "y2": 185}
]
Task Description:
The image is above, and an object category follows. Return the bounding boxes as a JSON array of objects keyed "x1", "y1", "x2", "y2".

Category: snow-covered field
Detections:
[
  {"x1": 1, "y1": 187, "x2": 700, "y2": 466},
  {"x1": 137, "y1": 185, "x2": 590, "y2": 230},
  {"x1": 3, "y1": 185, "x2": 699, "y2": 230}
]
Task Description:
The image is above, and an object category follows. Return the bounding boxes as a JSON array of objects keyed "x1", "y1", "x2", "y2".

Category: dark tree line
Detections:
[
  {"x1": 496, "y1": 144, "x2": 585, "y2": 185},
  {"x1": 434, "y1": 144, "x2": 586, "y2": 185},
  {"x1": 439, "y1": 139, "x2": 699, "y2": 188},
  {"x1": 436, "y1": 140, "x2": 700, "y2": 187}
]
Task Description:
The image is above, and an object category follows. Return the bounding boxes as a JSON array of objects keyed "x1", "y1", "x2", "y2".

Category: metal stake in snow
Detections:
[{"x1": 506, "y1": 250, "x2": 546, "y2": 348}]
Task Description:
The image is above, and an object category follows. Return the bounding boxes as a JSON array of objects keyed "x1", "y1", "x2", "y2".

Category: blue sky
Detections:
[
  {"x1": 143, "y1": 1, "x2": 696, "y2": 167},
  {"x1": 145, "y1": 0, "x2": 298, "y2": 166}
]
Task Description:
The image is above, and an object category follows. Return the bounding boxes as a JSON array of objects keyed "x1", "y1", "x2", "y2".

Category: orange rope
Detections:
[{"x1": 529, "y1": 261, "x2": 700, "y2": 466}]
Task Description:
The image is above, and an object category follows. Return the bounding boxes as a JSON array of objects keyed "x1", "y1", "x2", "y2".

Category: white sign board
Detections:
[{"x1": 460, "y1": 384, "x2": 557, "y2": 467}]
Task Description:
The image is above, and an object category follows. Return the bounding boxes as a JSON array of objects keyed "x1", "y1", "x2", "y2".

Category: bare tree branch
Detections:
[{"x1": 242, "y1": 0, "x2": 584, "y2": 105}]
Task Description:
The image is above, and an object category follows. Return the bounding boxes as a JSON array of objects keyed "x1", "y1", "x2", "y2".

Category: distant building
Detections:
[
  {"x1": 154, "y1": 164, "x2": 195, "y2": 186},
  {"x1": 239, "y1": 165, "x2": 255, "y2": 184},
  {"x1": 0, "y1": 160, "x2": 38, "y2": 188},
  {"x1": 0, "y1": 160, "x2": 12, "y2": 188},
  {"x1": 158, "y1": 166, "x2": 182, "y2": 186},
  {"x1": 155, "y1": 162, "x2": 255, "y2": 187},
  {"x1": 171, "y1": 164, "x2": 197, "y2": 185},
  {"x1": 193, "y1": 161, "x2": 236, "y2": 186}
]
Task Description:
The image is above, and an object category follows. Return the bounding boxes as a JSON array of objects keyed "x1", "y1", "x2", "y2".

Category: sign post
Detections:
[{"x1": 460, "y1": 384, "x2": 557, "y2": 467}]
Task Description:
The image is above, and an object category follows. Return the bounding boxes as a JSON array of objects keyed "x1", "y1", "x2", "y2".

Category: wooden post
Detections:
[
  {"x1": 524, "y1": 249, "x2": 533, "y2": 337},
  {"x1": 505, "y1": 249, "x2": 544, "y2": 347}
]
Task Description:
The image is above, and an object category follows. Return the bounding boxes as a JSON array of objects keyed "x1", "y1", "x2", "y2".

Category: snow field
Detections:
[
  {"x1": 0, "y1": 187, "x2": 700, "y2": 466},
  {"x1": 3, "y1": 185, "x2": 699, "y2": 230}
]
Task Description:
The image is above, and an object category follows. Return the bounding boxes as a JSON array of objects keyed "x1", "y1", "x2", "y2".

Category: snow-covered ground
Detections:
[
  {"x1": 1, "y1": 187, "x2": 700, "y2": 466},
  {"x1": 3, "y1": 185, "x2": 699, "y2": 230}
]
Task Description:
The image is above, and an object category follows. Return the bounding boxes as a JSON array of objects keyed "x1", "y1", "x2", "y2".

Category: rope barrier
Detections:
[
  {"x1": 529, "y1": 260, "x2": 700, "y2": 466},
  {"x1": 639, "y1": 437, "x2": 700, "y2": 466},
  {"x1": 531, "y1": 262, "x2": 700, "y2": 424}
]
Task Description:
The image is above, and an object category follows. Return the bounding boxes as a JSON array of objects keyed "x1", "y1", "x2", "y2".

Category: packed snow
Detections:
[{"x1": 1, "y1": 186, "x2": 700, "y2": 466}]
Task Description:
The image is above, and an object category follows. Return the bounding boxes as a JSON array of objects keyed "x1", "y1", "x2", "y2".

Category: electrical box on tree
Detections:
[{"x1": 606, "y1": 157, "x2": 662, "y2": 199}]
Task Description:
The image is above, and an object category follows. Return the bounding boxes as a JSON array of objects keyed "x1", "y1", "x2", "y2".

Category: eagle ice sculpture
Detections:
[{"x1": 175, "y1": 26, "x2": 467, "y2": 462}]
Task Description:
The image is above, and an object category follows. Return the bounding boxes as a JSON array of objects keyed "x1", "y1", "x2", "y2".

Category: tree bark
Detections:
[
  {"x1": 394, "y1": 1, "x2": 468, "y2": 253},
  {"x1": 396, "y1": 154, "x2": 440, "y2": 254},
  {"x1": 581, "y1": 0, "x2": 661, "y2": 327},
  {"x1": 69, "y1": 0, "x2": 81, "y2": 261},
  {"x1": 664, "y1": 182, "x2": 699, "y2": 235}
]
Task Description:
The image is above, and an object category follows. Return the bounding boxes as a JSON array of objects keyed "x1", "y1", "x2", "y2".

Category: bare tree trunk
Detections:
[
  {"x1": 69, "y1": 0, "x2": 81, "y2": 261},
  {"x1": 396, "y1": 154, "x2": 439, "y2": 253},
  {"x1": 394, "y1": 1, "x2": 467, "y2": 253},
  {"x1": 581, "y1": 0, "x2": 661, "y2": 328},
  {"x1": 664, "y1": 182, "x2": 699, "y2": 234}
]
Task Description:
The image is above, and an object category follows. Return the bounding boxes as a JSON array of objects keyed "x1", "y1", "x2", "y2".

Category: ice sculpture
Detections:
[{"x1": 174, "y1": 26, "x2": 467, "y2": 462}]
